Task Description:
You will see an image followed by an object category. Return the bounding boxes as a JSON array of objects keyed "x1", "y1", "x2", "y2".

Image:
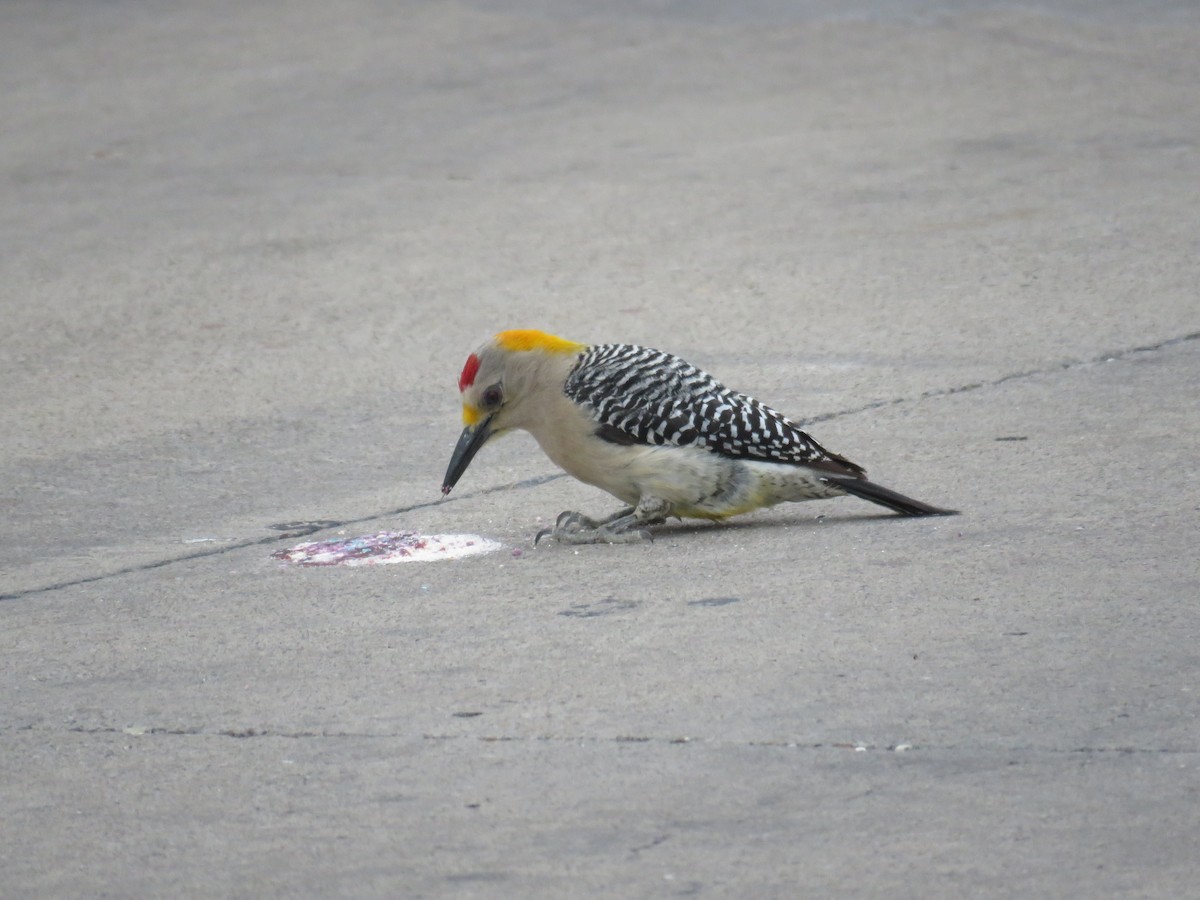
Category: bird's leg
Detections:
[{"x1": 535, "y1": 499, "x2": 668, "y2": 545}]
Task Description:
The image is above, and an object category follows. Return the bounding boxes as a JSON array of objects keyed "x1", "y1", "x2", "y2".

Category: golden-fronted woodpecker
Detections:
[{"x1": 442, "y1": 329, "x2": 956, "y2": 543}]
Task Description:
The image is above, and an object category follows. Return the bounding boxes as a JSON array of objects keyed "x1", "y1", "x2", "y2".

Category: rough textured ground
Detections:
[{"x1": 3, "y1": 1, "x2": 1197, "y2": 896}]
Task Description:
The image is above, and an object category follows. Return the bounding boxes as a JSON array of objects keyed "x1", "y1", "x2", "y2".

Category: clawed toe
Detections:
[
  {"x1": 595, "y1": 525, "x2": 654, "y2": 544},
  {"x1": 557, "y1": 510, "x2": 598, "y2": 531}
]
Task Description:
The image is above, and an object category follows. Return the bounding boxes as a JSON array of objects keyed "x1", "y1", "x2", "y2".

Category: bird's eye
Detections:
[{"x1": 482, "y1": 384, "x2": 503, "y2": 409}]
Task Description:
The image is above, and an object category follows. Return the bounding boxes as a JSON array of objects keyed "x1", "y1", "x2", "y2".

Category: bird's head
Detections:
[{"x1": 441, "y1": 329, "x2": 585, "y2": 495}]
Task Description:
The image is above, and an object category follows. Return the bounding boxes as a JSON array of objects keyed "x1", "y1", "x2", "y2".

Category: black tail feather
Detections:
[{"x1": 821, "y1": 475, "x2": 958, "y2": 517}]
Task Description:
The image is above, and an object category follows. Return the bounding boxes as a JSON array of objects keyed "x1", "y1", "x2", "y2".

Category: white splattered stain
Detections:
[{"x1": 272, "y1": 531, "x2": 501, "y2": 566}]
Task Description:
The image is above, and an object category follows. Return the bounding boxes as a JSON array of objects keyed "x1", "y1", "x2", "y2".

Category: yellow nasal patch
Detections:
[
  {"x1": 462, "y1": 403, "x2": 482, "y2": 427},
  {"x1": 494, "y1": 329, "x2": 585, "y2": 354}
]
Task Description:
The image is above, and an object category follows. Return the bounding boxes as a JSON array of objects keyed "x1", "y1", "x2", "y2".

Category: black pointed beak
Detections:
[{"x1": 441, "y1": 416, "x2": 495, "y2": 495}]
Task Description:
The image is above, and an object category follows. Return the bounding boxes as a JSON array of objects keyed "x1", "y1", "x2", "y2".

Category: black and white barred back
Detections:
[{"x1": 563, "y1": 343, "x2": 865, "y2": 476}]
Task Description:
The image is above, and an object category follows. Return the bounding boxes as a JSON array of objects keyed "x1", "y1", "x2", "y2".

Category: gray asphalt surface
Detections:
[{"x1": 3, "y1": 1, "x2": 1198, "y2": 897}]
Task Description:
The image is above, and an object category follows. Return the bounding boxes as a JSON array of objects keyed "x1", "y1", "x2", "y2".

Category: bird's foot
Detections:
[{"x1": 534, "y1": 509, "x2": 653, "y2": 545}]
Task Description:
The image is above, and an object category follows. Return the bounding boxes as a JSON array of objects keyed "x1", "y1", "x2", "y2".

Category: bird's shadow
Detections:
[
  {"x1": 534, "y1": 508, "x2": 910, "y2": 544},
  {"x1": 656, "y1": 511, "x2": 904, "y2": 537}
]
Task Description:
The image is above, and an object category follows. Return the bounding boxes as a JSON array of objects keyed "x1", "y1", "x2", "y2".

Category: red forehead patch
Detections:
[{"x1": 458, "y1": 353, "x2": 481, "y2": 392}]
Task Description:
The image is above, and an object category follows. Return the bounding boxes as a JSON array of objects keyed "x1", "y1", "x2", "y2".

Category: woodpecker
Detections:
[{"x1": 442, "y1": 329, "x2": 956, "y2": 543}]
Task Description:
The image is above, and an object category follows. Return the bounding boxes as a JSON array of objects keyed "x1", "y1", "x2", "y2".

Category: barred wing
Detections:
[{"x1": 564, "y1": 344, "x2": 864, "y2": 475}]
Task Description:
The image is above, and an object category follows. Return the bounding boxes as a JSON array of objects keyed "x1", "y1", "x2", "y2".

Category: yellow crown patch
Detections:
[{"x1": 494, "y1": 329, "x2": 586, "y2": 354}]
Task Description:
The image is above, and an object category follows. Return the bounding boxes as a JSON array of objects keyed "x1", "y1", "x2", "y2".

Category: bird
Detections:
[{"x1": 441, "y1": 329, "x2": 957, "y2": 543}]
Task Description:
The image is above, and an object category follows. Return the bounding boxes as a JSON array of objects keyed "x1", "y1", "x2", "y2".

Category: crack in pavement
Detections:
[
  {"x1": 0, "y1": 474, "x2": 561, "y2": 602},
  {"x1": 3, "y1": 329, "x2": 1197, "y2": 603},
  {"x1": 11, "y1": 724, "x2": 1196, "y2": 756},
  {"x1": 794, "y1": 329, "x2": 1200, "y2": 426}
]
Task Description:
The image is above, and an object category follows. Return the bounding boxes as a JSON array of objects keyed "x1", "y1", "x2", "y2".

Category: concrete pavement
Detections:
[{"x1": 3, "y1": 1, "x2": 1198, "y2": 896}]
